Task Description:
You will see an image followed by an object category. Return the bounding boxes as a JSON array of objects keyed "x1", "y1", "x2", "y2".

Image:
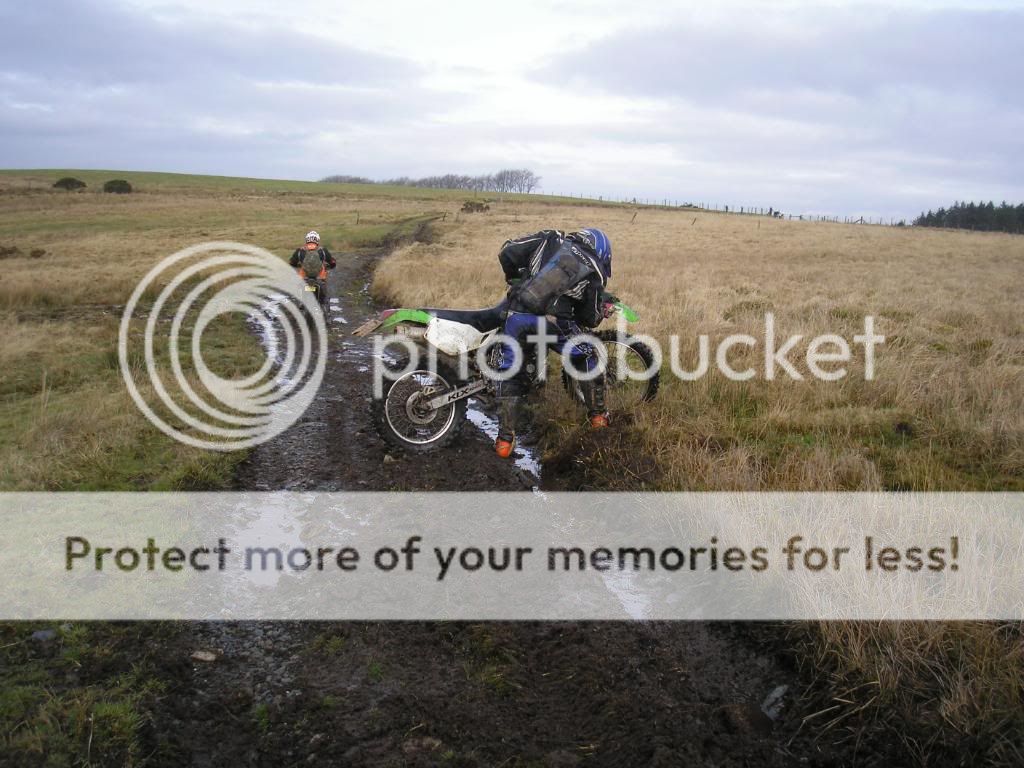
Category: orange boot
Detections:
[
  {"x1": 495, "y1": 383, "x2": 524, "y2": 459},
  {"x1": 495, "y1": 433, "x2": 516, "y2": 458}
]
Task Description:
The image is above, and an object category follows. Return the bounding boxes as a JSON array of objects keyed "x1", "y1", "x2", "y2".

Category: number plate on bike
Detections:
[{"x1": 304, "y1": 285, "x2": 318, "y2": 292}]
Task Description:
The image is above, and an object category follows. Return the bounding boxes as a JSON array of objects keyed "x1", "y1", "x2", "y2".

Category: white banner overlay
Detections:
[{"x1": 1, "y1": 493, "x2": 1021, "y2": 620}]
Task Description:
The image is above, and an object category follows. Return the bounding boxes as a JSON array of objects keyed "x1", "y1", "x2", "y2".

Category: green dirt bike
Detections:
[
  {"x1": 297, "y1": 249, "x2": 328, "y2": 313},
  {"x1": 353, "y1": 298, "x2": 659, "y2": 452}
]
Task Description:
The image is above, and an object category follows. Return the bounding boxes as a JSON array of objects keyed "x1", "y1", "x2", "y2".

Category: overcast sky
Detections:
[{"x1": 2, "y1": 0, "x2": 1022, "y2": 218}]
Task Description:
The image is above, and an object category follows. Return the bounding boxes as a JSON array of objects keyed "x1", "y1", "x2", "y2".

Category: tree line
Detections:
[
  {"x1": 914, "y1": 201, "x2": 1024, "y2": 234},
  {"x1": 320, "y1": 169, "x2": 541, "y2": 194}
]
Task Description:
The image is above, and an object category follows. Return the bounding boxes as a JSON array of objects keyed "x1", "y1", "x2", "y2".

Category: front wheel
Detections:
[
  {"x1": 562, "y1": 330, "x2": 660, "y2": 410},
  {"x1": 372, "y1": 358, "x2": 466, "y2": 452}
]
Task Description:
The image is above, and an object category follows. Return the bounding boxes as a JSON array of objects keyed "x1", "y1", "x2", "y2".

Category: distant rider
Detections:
[
  {"x1": 289, "y1": 231, "x2": 337, "y2": 304},
  {"x1": 493, "y1": 228, "x2": 616, "y2": 458}
]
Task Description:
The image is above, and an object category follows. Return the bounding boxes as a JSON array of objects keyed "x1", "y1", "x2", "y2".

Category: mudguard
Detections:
[{"x1": 352, "y1": 308, "x2": 432, "y2": 337}]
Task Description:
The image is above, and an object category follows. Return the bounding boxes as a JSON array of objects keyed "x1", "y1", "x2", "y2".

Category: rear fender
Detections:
[{"x1": 352, "y1": 308, "x2": 432, "y2": 337}]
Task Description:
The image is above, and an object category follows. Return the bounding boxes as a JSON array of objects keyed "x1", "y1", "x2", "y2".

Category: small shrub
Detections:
[
  {"x1": 461, "y1": 201, "x2": 490, "y2": 213},
  {"x1": 103, "y1": 179, "x2": 133, "y2": 194},
  {"x1": 53, "y1": 177, "x2": 86, "y2": 191}
]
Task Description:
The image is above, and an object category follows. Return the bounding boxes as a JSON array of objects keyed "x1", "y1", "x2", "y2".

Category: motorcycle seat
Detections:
[{"x1": 421, "y1": 300, "x2": 508, "y2": 332}]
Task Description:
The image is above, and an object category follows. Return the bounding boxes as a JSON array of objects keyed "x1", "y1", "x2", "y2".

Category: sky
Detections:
[{"x1": 1, "y1": 0, "x2": 1022, "y2": 219}]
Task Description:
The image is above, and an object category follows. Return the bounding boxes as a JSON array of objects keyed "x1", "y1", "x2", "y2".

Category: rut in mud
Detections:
[{"x1": 147, "y1": 245, "x2": 861, "y2": 767}]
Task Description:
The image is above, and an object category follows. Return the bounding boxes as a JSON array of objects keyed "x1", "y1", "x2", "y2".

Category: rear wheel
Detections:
[
  {"x1": 562, "y1": 330, "x2": 660, "y2": 410},
  {"x1": 372, "y1": 358, "x2": 466, "y2": 452}
]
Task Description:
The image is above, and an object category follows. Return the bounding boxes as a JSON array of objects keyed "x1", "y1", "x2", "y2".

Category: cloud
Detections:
[
  {"x1": 0, "y1": 0, "x2": 414, "y2": 86},
  {"x1": 1, "y1": 1, "x2": 1022, "y2": 216},
  {"x1": 537, "y1": 6, "x2": 1024, "y2": 215},
  {"x1": 546, "y1": 8, "x2": 1023, "y2": 103},
  {"x1": 0, "y1": 0, "x2": 450, "y2": 178}
]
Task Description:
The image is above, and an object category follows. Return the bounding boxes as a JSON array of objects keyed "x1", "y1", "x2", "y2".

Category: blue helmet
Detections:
[{"x1": 574, "y1": 228, "x2": 612, "y2": 279}]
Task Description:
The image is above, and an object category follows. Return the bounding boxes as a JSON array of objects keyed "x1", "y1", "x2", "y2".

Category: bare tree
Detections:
[
  {"x1": 320, "y1": 168, "x2": 540, "y2": 194},
  {"x1": 521, "y1": 169, "x2": 541, "y2": 193}
]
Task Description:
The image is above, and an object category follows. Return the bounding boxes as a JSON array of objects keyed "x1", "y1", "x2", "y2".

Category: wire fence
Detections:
[{"x1": 542, "y1": 193, "x2": 907, "y2": 226}]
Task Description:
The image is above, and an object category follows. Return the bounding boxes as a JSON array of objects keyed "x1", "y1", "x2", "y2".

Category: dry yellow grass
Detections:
[
  {"x1": 374, "y1": 201, "x2": 1024, "y2": 761},
  {"x1": 375, "y1": 202, "x2": 1024, "y2": 491},
  {"x1": 0, "y1": 175, "x2": 441, "y2": 489}
]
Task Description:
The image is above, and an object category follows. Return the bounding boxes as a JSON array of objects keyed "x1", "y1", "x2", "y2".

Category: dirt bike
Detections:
[
  {"x1": 298, "y1": 272, "x2": 327, "y2": 312},
  {"x1": 297, "y1": 248, "x2": 329, "y2": 313},
  {"x1": 353, "y1": 298, "x2": 659, "y2": 452}
]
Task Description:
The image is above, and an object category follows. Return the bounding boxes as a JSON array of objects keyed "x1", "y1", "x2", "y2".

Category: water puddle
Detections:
[
  {"x1": 598, "y1": 569, "x2": 652, "y2": 620},
  {"x1": 466, "y1": 399, "x2": 542, "y2": 479}
]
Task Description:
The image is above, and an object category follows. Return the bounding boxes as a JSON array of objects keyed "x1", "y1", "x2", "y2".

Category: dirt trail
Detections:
[
  {"x1": 233, "y1": 248, "x2": 529, "y2": 493},
  {"x1": 147, "y1": 247, "x2": 853, "y2": 767}
]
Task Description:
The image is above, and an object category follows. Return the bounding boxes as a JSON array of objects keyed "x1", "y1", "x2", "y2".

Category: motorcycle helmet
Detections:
[{"x1": 573, "y1": 228, "x2": 612, "y2": 279}]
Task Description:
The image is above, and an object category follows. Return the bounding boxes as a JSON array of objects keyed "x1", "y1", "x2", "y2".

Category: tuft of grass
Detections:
[
  {"x1": 460, "y1": 625, "x2": 523, "y2": 697},
  {"x1": 0, "y1": 622, "x2": 176, "y2": 766},
  {"x1": 311, "y1": 632, "x2": 347, "y2": 655},
  {"x1": 793, "y1": 621, "x2": 1024, "y2": 762},
  {"x1": 252, "y1": 702, "x2": 271, "y2": 734}
]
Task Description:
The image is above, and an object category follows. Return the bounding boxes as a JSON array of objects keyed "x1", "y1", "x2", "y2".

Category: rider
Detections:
[
  {"x1": 289, "y1": 231, "x2": 337, "y2": 302},
  {"x1": 493, "y1": 228, "x2": 615, "y2": 458}
]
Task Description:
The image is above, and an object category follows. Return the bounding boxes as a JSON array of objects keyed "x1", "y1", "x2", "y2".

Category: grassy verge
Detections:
[{"x1": 789, "y1": 621, "x2": 1024, "y2": 763}]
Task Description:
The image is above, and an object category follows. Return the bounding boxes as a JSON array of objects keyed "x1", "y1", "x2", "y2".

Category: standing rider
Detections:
[
  {"x1": 289, "y1": 230, "x2": 337, "y2": 304},
  {"x1": 493, "y1": 228, "x2": 615, "y2": 458}
]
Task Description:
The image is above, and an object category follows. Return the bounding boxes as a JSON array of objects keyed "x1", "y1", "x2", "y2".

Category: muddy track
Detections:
[
  {"x1": 147, "y1": 246, "x2": 859, "y2": 767},
  {"x1": 232, "y1": 247, "x2": 531, "y2": 493}
]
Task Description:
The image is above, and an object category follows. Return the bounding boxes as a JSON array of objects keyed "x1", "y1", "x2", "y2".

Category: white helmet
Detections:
[{"x1": 305, "y1": 230, "x2": 321, "y2": 244}]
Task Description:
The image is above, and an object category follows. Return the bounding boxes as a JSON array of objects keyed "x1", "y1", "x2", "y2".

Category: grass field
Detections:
[
  {"x1": 0, "y1": 170, "x2": 440, "y2": 490},
  {"x1": 373, "y1": 196, "x2": 1024, "y2": 760},
  {"x1": 1, "y1": 170, "x2": 1022, "y2": 762},
  {"x1": 375, "y1": 203, "x2": 1024, "y2": 492}
]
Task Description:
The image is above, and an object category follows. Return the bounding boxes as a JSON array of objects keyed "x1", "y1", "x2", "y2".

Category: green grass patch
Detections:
[
  {"x1": 367, "y1": 661, "x2": 385, "y2": 683},
  {"x1": 0, "y1": 622, "x2": 177, "y2": 767}
]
